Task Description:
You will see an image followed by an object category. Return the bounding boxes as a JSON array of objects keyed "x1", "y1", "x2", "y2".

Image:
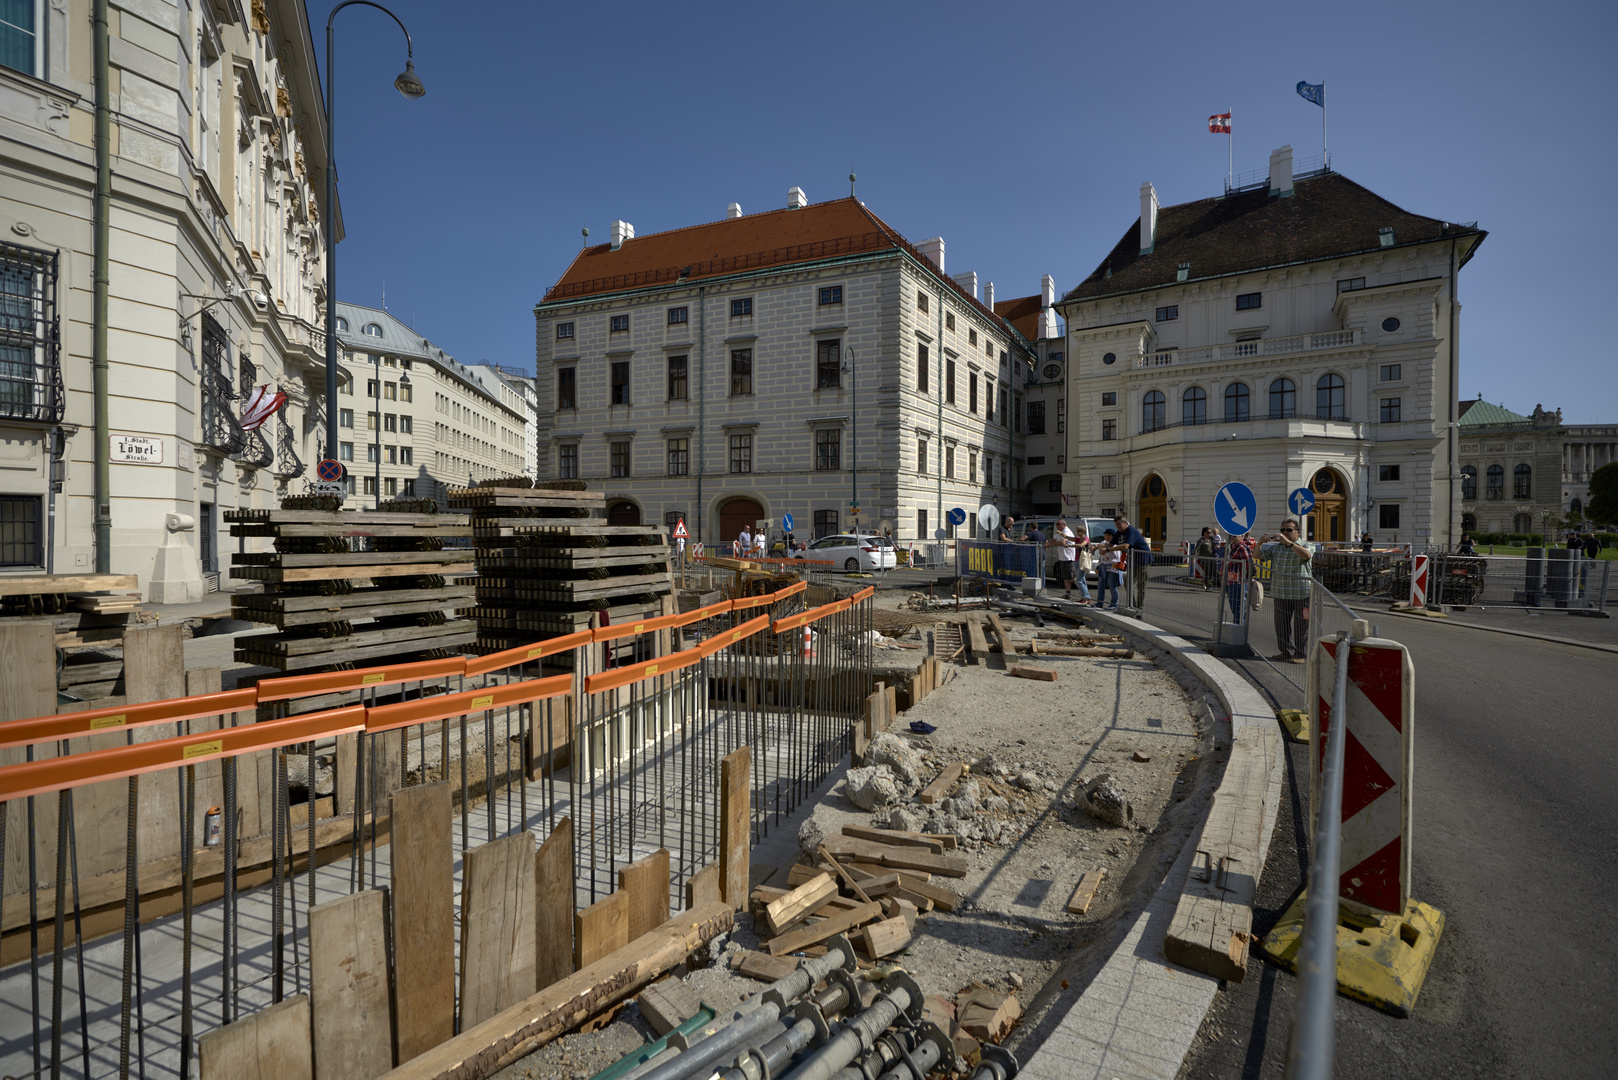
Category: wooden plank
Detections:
[
  {"x1": 819, "y1": 835, "x2": 969, "y2": 878},
  {"x1": 916, "y1": 763, "x2": 965, "y2": 806},
  {"x1": 1, "y1": 625, "x2": 61, "y2": 894},
  {"x1": 684, "y1": 862, "x2": 720, "y2": 911},
  {"x1": 0, "y1": 573, "x2": 138, "y2": 597},
  {"x1": 893, "y1": 875, "x2": 959, "y2": 912},
  {"x1": 719, "y1": 745, "x2": 750, "y2": 910},
  {"x1": 762, "y1": 872, "x2": 837, "y2": 936},
  {"x1": 310, "y1": 889, "x2": 393, "y2": 1080},
  {"x1": 391, "y1": 783, "x2": 455, "y2": 1061},
  {"x1": 764, "y1": 900, "x2": 881, "y2": 956},
  {"x1": 459, "y1": 832, "x2": 538, "y2": 1029},
  {"x1": 534, "y1": 818, "x2": 574, "y2": 991},
  {"x1": 574, "y1": 890, "x2": 630, "y2": 969},
  {"x1": 619, "y1": 849, "x2": 671, "y2": 941},
  {"x1": 732, "y1": 949, "x2": 800, "y2": 983},
  {"x1": 127, "y1": 625, "x2": 186, "y2": 871},
  {"x1": 964, "y1": 620, "x2": 989, "y2": 664},
  {"x1": 815, "y1": 845, "x2": 872, "y2": 904},
  {"x1": 1009, "y1": 665, "x2": 1058, "y2": 682},
  {"x1": 198, "y1": 994, "x2": 313, "y2": 1080},
  {"x1": 986, "y1": 613, "x2": 1014, "y2": 655},
  {"x1": 1065, "y1": 869, "x2": 1107, "y2": 915},
  {"x1": 855, "y1": 916, "x2": 913, "y2": 959}
]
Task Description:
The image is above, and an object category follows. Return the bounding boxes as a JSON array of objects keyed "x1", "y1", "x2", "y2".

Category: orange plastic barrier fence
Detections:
[
  {"x1": 366, "y1": 674, "x2": 572, "y2": 734},
  {"x1": 0, "y1": 705, "x2": 367, "y2": 802},
  {"x1": 583, "y1": 646, "x2": 704, "y2": 695},
  {"x1": 255, "y1": 656, "x2": 466, "y2": 702},
  {"x1": 697, "y1": 613, "x2": 771, "y2": 660},
  {"x1": 0, "y1": 689, "x2": 258, "y2": 752},
  {"x1": 669, "y1": 598, "x2": 735, "y2": 630},
  {"x1": 464, "y1": 629, "x2": 592, "y2": 677},
  {"x1": 731, "y1": 580, "x2": 807, "y2": 612},
  {"x1": 592, "y1": 611, "x2": 682, "y2": 645}
]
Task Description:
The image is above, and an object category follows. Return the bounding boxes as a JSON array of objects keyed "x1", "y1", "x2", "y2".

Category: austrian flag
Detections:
[
  {"x1": 239, "y1": 385, "x2": 287, "y2": 432},
  {"x1": 1208, "y1": 113, "x2": 1232, "y2": 134}
]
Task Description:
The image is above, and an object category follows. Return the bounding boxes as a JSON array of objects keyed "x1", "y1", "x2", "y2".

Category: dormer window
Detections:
[
  {"x1": 363, "y1": 323, "x2": 383, "y2": 337},
  {"x1": 335, "y1": 316, "x2": 349, "y2": 331}
]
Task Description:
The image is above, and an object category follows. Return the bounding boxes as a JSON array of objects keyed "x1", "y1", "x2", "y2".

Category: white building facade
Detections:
[{"x1": 1056, "y1": 149, "x2": 1486, "y2": 549}]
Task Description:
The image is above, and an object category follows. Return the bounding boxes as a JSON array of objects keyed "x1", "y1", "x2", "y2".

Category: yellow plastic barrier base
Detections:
[
  {"x1": 1276, "y1": 709, "x2": 1310, "y2": 743},
  {"x1": 1259, "y1": 890, "x2": 1445, "y2": 1018}
]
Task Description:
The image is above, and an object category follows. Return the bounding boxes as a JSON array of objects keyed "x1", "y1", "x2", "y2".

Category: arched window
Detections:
[
  {"x1": 1269, "y1": 378, "x2": 1295, "y2": 418},
  {"x1": 1513, "y1": 513, "x2": 1533, "y2": 533},
  {"x1": 1513, "y1": 463, "x2": 1532, "y2": 499},
  {"x1": 1224, "y1": 382, "x2": 1249, "y2": 422},
  {"x1": 1486, "y1": 464, "x2": 1504, "y2": 499},
  {"x1": 1572, "y1": 497, "x2": 1583, "y2": 513},
  {"x1": 1182, "y1": 387, "x2": 1207, "y2": 426},
  {"x1": 1142, "y1": 390, "x2": 1166, "y2": 433},
  {"x1": 335, "y1": 316, "x2": 349, "y2": 332},
  {"x1": 1316, "y1": 373, "x2": 1345, "y2": 419},
  {"x1": 363, "y1": 323, "x2": 383, "y2": 337},
  {"x1": 1460, "y1": 465, "x2": 1477, "y2": 500}
]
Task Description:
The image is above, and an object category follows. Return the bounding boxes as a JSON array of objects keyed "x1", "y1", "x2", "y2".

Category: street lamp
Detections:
[
  {"x1": 323, "y1": 1, "x2": 425, "y2": 477},
  {"x1": 842, "y1": 346, "x2": 857, "y2": 533}
]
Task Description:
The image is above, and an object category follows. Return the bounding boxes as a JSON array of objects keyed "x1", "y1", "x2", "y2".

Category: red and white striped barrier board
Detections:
[
  {"x1": 1308, "y1": 635, "x2": 1415, "y2": 916},
  {"x1": 1409, "y1": 554, "x2": 1430, "y2": 608}
]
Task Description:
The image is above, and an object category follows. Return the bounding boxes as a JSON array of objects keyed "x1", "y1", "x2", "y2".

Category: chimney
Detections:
[
  {"x1": 916, "y1": 237, "x2": 945, "y2": 273},
  {"x1": 609, "y1": 220, "x2": 634, "y2": 250},
  {"x1": 1139, "y1": 182, "x2": 1158, "y2": 254},
  {"x1": 726, "y1": 202, "x2": 743, "y2": 219},
  {"x1": 952, "y1": 271, "x2": 978, "y2": 299},
  {"x1": 1269, "y1": 144, "x2": 1294, "y2": 197},
  {"x1": 1038, "y1": 274, "x2": 1058, "y2": 339},
  {"x1": 787, "y1": 186, "x2": 808, "y2": 209},
  {"x1": 984, "y1": 282, "x2": 995, "y2": 309},
  {"x1": 1040, "y1": 273, "x2": 1056, "y2": 308}
]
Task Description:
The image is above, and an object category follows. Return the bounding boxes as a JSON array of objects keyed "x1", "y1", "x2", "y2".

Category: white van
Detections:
[{"x1": 1020, "y1": 516, "x2": 1115, "y2": 581}]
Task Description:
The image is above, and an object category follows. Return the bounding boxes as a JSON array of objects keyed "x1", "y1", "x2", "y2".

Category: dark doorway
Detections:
[
  {"x1": 607, "y1": 500, "x2": 642, "y2": 526},
  {"x1": 719, "y1": 497, "x2": 763, "y2": 541}
]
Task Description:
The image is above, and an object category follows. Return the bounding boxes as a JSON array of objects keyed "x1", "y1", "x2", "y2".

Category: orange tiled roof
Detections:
[
  {"x1": 541, "y1": 198, "x2": 1027, "y2": 346},
  {"x1": 994, "y1": 295, "x2": 1041, "y2": 343}
]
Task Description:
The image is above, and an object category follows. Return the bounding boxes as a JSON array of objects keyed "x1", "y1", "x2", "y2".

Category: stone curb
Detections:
[{"x1": 1017, "y1": 608, "x2": 1286, "y2": 1080}]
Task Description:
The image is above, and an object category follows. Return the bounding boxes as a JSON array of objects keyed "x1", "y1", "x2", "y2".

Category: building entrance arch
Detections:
[
  {"x1": 1305, "y1": 467, "x2": 1347, "y2": 542},
  {"x1": 1138, "y1": 474, "x2": 1168, "y2": 544},
  {"x1": 607, "y1": 500, "x2": 642, "y2": 526},
  {"x1": 719, "y1": 497, "x2": 764, "y2": 541}
]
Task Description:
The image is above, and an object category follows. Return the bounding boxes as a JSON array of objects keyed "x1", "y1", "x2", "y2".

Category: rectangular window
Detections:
[
  {"x1": 1379, "y1": 464, "x2": 1401, "y2": 482},
  {"x1": 384, "y1": 382, "x2": 397, "y2": 400},
  {"x1": 0, "y1": 495, "x2": 43, "y2": 567},
  {"x1": 917, "y1": 344, "x2": 929, "y2": 393},
  {"x1": 1027, "y1": 456, "x2": 1045, "y2": 465},
  {"x1": 1057, "y1": 399, "x2": 1066, "y2": 433},
  {"x1": 1014, "y1": 393, "x2": 1023, "y2": 432},
  {"x1": 984, "y1": 378, "x2": 995, "y2": 420},
  {"x1": 1048, "y1": 477, "x2": 1062, "y2": 492},
  {"x1": 556, "y1": 322, "x2": 574, "y2": 340},
  {"x1": 400, "y1": 447, "x2": 412, "y2": 465},
  {"x1": 814, "y1": 509, "x2": 838, "y2": 539},
  {"x1": 667, "y1": 438, "x2": 688, "y2": 476},
  {"x1": 731, "y1": 298, "x2": 752, "y2": 317},
  {"x1": 366, "y1": 411, "x2": 378, "y2": 431},
  {"x1": 1102, "y1": 474, "x2": 1117, "y2": 489},
  {"x1": 385, "y1": 478, "x2": 398, "y2": 496},
  {"x1": 1380, "y1": 397, "x2": 1402, "y2": 423},
  {"x1": 668, "y1": 355, "x2": 688, "y2": 400},
  {"x1": 667, "y1": 306, "x2": 688, "y2": 325},
  {"x1": 610, "y1": 441, "x2": 631, "y2": 478},
  {"x1": 610, "y1": 362, "x2": 630, "y2": 404},
  {"x1": 384, "y1": 414, "x2": 397, "y2": 432},
  {"x1": 818, "y1": 286, "x2": 842, "y2": 305},
  {"x1": 727, "y1": 349, "x2": 752, "y2": 396},
  {"x1": 1380, "y1": 364, "x2": 1402, "y2": 382},
  {"x1": 946, "y1": 312, "x2": 955, "y2": 331},
  {"x1": 969, "y1": 373, "x2": 978, "y2": 414},
  {"x1": 1155, "y1": 305, "x2": 1178, "y2": 322},
  {"x1": 917, "y1": 291, "x2": 929, "y2": 314},
  {"x1": 557, "y1": 368, "x2": 576, "y2": 410},
  {"x1": 385, "y1": 445, "x2": 397, "y2": 465},
  {"x1": 367, "y1": 379, "x2": 378, "y2": 397},
  {"x1": 1102, "y1": 418, "x2": 1117, "y2": 440},
  {"x1": 338, "y1": 441, "x2": 354, "y2": 461},
  {"x1": 816, "y1": 340, "x2": 841, "y2": 389},
  {"x1": 400, "y1": 384, "x2": 412, "y2": 403},
  {"x1": 339, "y1": 378, "x2": 352, "y2": 395},
  {"x1": 363, "y1": 477, "x2": 376, "y2": 496},
  {"x1": 1000, "y1": 390, "x2": 1008, "y2": 426},
  {"x1": 400, "y1": 416, "x2": 412, "y2": 435},
  {"x1": 968, "y1": 452, "x2": 977, "y2": 483},
  {"x1": 1337, "y1": 277, "x2": 1366, "y2": 293},
  {"x1": 968, "y1": 328, "x2": 977, "y2": 347},
  {"x1": 558, "y1": 444, "x2": 578, "y2": 479},
  {"x1": 944, "y1": 446, "x2": 955, "y2": 479},
  {"x1": 917, "y1": 438, "x2": 928, "y2": 474},
  {"x1": 402, "y1": 479, "x2": 416, "y2": 496},
  {"x1": 610, "y1": 314, "x2": 629, "y2": 332},
  {"x1": 1236, "y1": 292, "x2": 1262, "y2": 310},
  {"x1": 339, "y1": 409, "x2": 353, "y2": 428},
  {"x1": 1379, "y1": 504, "x2": 1401, "y2": 529},
  {"x1": 1027, "y1": 400, "x2": 1046, "y2": 434},
  {"x1": 918, "y1": 509, "x2": 928, "y2": 541},
  {"x1": 945, "y1": 360, "x2": 956, "y2": 404},
  {"x1": 729, "y1": 433, "x2": 752, "y2": 474},
  {"x1": 815, "y1": 429, "x2": 840, "y2": 471},
  {"x1": 1102, "y1": 391, "x2": 1116, "y2": 406}
]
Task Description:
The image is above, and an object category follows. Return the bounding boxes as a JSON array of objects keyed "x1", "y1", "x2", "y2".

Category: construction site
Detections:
[{"x1": 0, "y1": 483, "x2": 1249, "y2": 1080}]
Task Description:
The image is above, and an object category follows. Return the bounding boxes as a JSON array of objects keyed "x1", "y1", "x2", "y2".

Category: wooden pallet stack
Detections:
[
  {"x1": 0, "y1": 574, "x2": 144, "y2": 701},
  {"x1": 448, "y1": 481, "x2": 672, "y2": 654},
  {"x1": 226, "y1": 497, "x2": 476, "y2": 673}
]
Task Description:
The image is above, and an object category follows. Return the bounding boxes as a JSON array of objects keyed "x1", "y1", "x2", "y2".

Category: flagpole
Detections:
[
  {"x1": 1322, "y1": 84, "x2": 1328, "y2": 167},
  {"x1": 1228, "y1": 105, "x2": 1233, "y2": 186}
]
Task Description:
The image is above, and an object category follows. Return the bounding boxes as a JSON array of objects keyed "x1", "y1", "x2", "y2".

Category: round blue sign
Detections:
[
  {"x1": 317, "y1": 458, "x2": 345, "y2": 482},
  {"x1": 1288, "y1": 487, "x2": 1317, "y2": 518},
  {"x1": 947, "y1": 507, "x2": 967, "y2": 526},
  {"x1": 1214, "y1": 482, "x2": 1258, "y2": 536},
  {"x1": 781, "y1": 513, "x2": 794, "y2": 532}
]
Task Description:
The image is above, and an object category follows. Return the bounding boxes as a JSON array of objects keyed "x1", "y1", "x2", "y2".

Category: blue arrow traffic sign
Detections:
[
  {"x1": 1288, "y1": 487, "x2": 1317, "y2": 518},
  {"x1": 947, "y1": 507, "x2": 967, "y2": 526},
  {"x1": 1214, "y1": 481, "x2": 1258, "y2": 536},
  {"x1": 781, "y1": 513, "x2": 794, "y2": 532}
]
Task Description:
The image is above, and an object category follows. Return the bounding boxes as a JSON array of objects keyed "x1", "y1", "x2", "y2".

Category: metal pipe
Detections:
[
  {"x1": 968, "y1": 1045, "x2": 1019, "y2": 1080},
  {"x1": 1284, "y1": 626, "x2": 1353, "y2": 1080},
  {"x1": 778, "y1": 972, "x2": 922, "y2": 1080},
  {"x1": 92, "y1": 0, "x2": 111, "y2": 571},
  {"x1": 719, "y1": 973, "x2": 856, "y2": 1080}
]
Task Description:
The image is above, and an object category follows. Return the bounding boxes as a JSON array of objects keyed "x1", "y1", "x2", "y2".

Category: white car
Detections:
[{"x1": 793, "y1": 533, "x2": 897, "y2": 573}]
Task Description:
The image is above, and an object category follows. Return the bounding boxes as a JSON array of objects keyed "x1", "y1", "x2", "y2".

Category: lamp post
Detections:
[{"x1": 323, "y1": 1, "x2": 424, "y2": 472}]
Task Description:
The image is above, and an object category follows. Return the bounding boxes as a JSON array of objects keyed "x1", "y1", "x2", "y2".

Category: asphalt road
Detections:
[{"x1": 1174, "y1": 610, "x2": 1618, "y2": 1078}]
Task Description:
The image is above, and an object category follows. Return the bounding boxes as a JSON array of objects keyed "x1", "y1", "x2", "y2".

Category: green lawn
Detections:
[{"x1": 1472, "y1": 544, "x2": 1617, "y2": 560}]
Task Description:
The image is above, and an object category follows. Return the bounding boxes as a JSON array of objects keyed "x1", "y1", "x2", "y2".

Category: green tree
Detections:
[{"x1": 1587, "y1": 461, "x2": 1618, "y2": 527}]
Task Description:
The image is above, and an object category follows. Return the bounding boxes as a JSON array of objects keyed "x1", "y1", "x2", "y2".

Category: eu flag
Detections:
[{"x1": 1297, "y1": 81, "x2": 1325, "y2": 107}]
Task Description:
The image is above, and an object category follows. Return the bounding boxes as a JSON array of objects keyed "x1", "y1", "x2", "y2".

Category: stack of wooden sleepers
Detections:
[
  {"x1": 730, "y1": 824, "x2": 965, "y2": 976},
  {"x1": 226, "y1": 499, "x2": 475, "y2": 673},
  {"x1": 0, "y1": 573, "x2": 143, "y2": 700},
  {"x1": 449, "y1": 480, "x2": 673, "y2": 653}
]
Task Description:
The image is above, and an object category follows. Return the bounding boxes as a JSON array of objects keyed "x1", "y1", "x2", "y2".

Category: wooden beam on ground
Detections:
[
  {"x1": 375, "y1": 902, "x2": 733, "y2": 1080},
  {"x1": 391, "y1": 783, "x2": 455, "y2": 1061},
  {"x1": 1065, "y1": 869, "x2": 1107, "y2": 915},
  {"x1": 732, "y1": 949, "x2": 800, "y2": 982},
  {"x1": 761, "y1": 872, "x2": 837, "y2": 936},
  {"x1": 619, "y1": 849, "x2": 671, "y2": 941},
  {"x1": 459, "y1": 832, "x2": 538, "y2": 1029},
  {"x1": 764, "y1": 900, "x2": 882, "y2": 955},
  {"x1": 986, "y1": 613, "x2": 1014, "y2": 655},
  {"x1": 310, "y1": 889, "x2": 393, "y2": 1080},
  {"x1": 816, "y1": 845, "x2": 873, "y2": 903},
  {"x1": 819, "y1": 835, "x2": 969, "y2": 878},
  {"x1": 841, "y1": 824, "x2": 944, "y2": 854},
  {"x1": 719, "y1": 746, "x2": 750, "y2": 910},
  {"x1": 684, "y1": 862, "x2": 720, "y2": 911},
  {"x1": 964, "y1": 620, "x2": 989, "y2": 664},
  {"x1": 917, "y1": 763, "x2": 965, "y2": 806},
  {"x1": 855, "y1": 915, "x2": 913, "y2": 959},
  {"x1": 1009, "y1": 665, "x2": 1057, "y2": 682},
  {"x1": 0, "y1": 573, "x2": 138, "y2": 597},
  {"x1": 198, "y1": 994, "x2": 312, "y2": 1080},
  {"x1": 574, "y1": 890, "x2": 630, "y2": 969}
]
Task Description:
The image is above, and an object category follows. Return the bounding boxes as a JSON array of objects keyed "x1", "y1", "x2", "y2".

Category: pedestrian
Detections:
[
  {"x1": 1456, "y1": 533, "x2": 1477, "y2": 556},
  {"x1": 1112, "y1": 515, "x2": 1152, "y2": 610},
  {"x1": 1096, "y1": 529, "x2": 1122, "y2": 609},
  {"x1": 1023, "y1": 520, "x2": 1044, "y2": 544},
  {"x1": 1225, "y1": 531, "x2": 1256, "y2": 623},
  {"x1": 737, "y1": 525, "x2": 752, "y2": 559},
  {"x1": 1257, "y1": 519, "x2": 1314, "y2": 662},
  {"x1": 1045, "y1": 515, "x2": 1092, "y2": 603},
  {"x1": 1360, "y1": 531, "x2": 1374, "y2": 553},
  {"x1": 1194, "y1": 527, "x2": 1217, "y2": 590},
  {"x1": 1567, "y1": 532, "x2": 1582, "y2": 551},
  {"x1": 1584, "y1": 532, "x2": 1602, "y2": 560},
  {"x1": 998, "y1": 515, "x2": 1017, "y2": 543}
]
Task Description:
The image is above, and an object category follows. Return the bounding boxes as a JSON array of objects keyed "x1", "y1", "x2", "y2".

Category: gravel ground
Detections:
[{"x1": 492, "y1": 588, "x2": 1221, "y2": 1077}]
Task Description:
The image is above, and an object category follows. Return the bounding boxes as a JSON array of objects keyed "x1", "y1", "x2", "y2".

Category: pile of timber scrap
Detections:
[
  {"x1": 226, "y1": 503, "x2": 475, "y2": 672},
  {"x1": 450, "y1": 481, "x2": 673, "y2": 653},
  {"x1": 0, "y1": 573, "x2": 144, "y2": 700}
]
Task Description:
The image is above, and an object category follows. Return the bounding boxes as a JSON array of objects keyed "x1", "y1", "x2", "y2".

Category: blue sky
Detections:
[{"x1": 314, "y1": 0, "x2": 1617, "y2": 423}]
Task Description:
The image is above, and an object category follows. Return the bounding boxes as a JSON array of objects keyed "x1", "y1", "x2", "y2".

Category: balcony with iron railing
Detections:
[{"x1": 1135, "y1": 328, "x2": 1362, "y2": 370}]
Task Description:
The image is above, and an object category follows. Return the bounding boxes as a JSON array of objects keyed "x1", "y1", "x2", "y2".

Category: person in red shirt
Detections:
[{"x1": 1225, "y1": 533, "x2": 1257, "y2": 624}]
